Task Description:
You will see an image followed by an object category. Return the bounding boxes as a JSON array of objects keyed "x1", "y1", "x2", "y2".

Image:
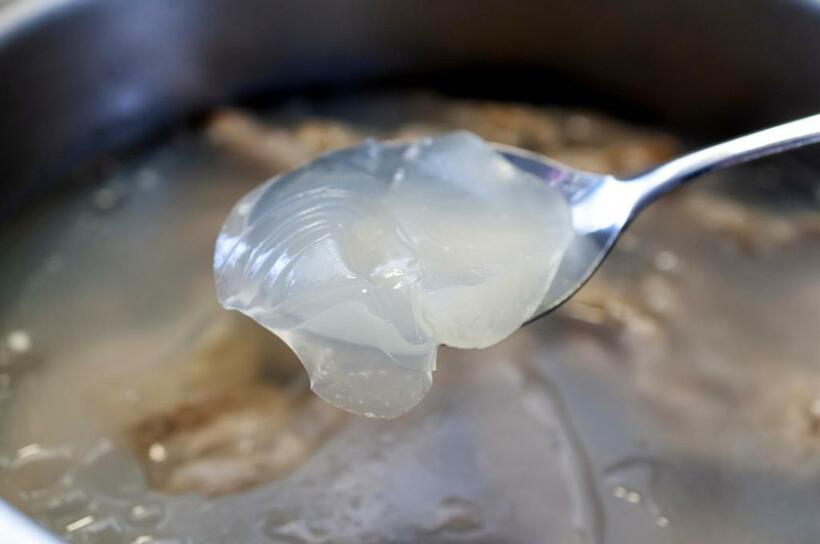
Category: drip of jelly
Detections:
[{"x1": 215, "y1": 132, "x2": 571, "y2": 417}]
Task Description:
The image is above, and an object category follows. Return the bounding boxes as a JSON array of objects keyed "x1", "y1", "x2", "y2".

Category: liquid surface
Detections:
[
  {"x1": 214, "y1": 132, "x2": 571, "y2": 417},
  {"x1": 1, "y1": 93, "x2": 819, "y2": 544}
]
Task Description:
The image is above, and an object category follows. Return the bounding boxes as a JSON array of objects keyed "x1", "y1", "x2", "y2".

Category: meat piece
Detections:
[
  {"x1": 206, "y1": 110, "x2": 360, "y2": 173},
  {"x1": 132, "y1": 386, "x2": 345, "y2": 496}
]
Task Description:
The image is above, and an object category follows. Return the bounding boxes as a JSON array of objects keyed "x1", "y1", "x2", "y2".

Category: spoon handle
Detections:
[{"x1": 627, "y1": 113, "x2": 820, "y2": 207}]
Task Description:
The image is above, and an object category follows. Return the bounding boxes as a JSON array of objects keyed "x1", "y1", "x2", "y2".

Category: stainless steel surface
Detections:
[
  {"x1": 520, "y1": 113, "x2": 820, "y2": 318},
  {"x1": 0, "y1": 501, "x2": 61, "y2": 544},
  {"x1": 3, "y1": 0, "x2": 820, "y2": 219}
]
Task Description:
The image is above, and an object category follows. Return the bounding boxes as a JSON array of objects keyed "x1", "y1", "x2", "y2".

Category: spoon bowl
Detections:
[
  {"x1": 499, "y1": 148, "x2": 625, "y2": 319},
  {"x1": 499, "y1": 112, "x2": 820, "y2": 320}
]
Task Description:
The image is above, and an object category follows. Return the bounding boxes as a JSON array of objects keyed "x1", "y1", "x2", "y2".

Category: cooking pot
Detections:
[{"x1": 2, "y1": 0, "x2": 820, "y2": 542}]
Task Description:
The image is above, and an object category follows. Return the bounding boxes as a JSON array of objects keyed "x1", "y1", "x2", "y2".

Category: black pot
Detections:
[{"x1": 2, "y1": 0, "x2": 820, "y2": 218}]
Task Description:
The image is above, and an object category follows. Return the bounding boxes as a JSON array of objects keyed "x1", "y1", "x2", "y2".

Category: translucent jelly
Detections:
[{"x1": 214, "y1": 132, "x2": 572, "y2": 417}]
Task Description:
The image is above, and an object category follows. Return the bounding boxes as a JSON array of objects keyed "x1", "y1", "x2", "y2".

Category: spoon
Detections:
[{"x1": 499, "y1": 113, "x2": 820, "y2": 320}]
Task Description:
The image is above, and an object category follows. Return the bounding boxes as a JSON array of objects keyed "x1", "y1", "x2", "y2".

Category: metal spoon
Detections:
[{"x1": 499, "y1": 113, "x2": 820, "y2": 320}]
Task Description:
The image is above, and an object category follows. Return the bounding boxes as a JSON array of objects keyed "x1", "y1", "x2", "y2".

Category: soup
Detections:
[{"x1": 2, "y1": 92, "x2": 820, "y2": 544}]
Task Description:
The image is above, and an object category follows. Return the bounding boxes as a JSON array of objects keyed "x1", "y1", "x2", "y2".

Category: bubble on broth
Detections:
[
  {"x1": 425, "y1": 496, "x2": 484, "y2": 535},
  {"x1": 215, "y1": 131, "x2": 572, "y2": 418},
  {"x1": 6, "y1": 330, "x2": 33, "y2": 354},
  {"x1": 63, "y1": 514, "x2": 126, "y2": 543},
  {"x1": 604, "y1": 456, "x2": 670, "y2": 531},
  {"x1": 127, "y1": 503, "x2": 165, "y2": 528},
  {"x1": 4, "y1": 444, "x2": 74, "y2": 493},
  {"x1": 260, "y1": 510, "x2": 320, "y2": 544},
  {"x1": 129, "y1": 537, "x2": 189, "y2": 544}
]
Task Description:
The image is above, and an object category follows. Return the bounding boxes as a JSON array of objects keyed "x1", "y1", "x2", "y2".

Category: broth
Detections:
[{"x1": 1, "y1": 92, "x2": 820, "y2": 544}]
